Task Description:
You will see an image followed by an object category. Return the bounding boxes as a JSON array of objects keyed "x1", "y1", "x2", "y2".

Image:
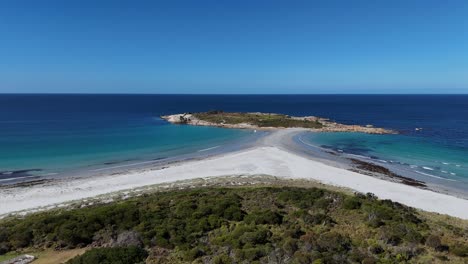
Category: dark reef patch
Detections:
[
  {"x1": 349, "y1": 158, "x2": 427, "y2": 188},
  {"x1": 0, "y1": 169, "x2": 42, "y2": 180}
]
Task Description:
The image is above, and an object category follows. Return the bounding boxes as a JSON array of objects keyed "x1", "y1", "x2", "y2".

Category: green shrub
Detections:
[
  {"x1": 301, "y1": 213, "x2": 335, "y2": 226},
  {"x1": 213, "y1": 224, "x2": 271, "y2": 250},
  {"x1": 278, "y1": 188, "x2": 325, "y2": 209},
  {"x1": 343, "y1": 196, "x2": 362, "y2": 210},
  {"x1": 450, "y1": 243, "x2": 468, "y2": 257},
  {"x1": 425, "y1": 235, "x2": 441, "y2": 249},
  {"x1": 315, "y1": 232, "x2": 351, "y2": 253},
  {"x1": 236, "y1": 247, "x2": 269, "y2": 261},
  {"x1": 314, "y1": 198, "x2": 333, "y2": 210},
  {"x1": 368, "y1": 244, "x2": 383, "y2": 254},
  {"x1": 239, "y1": 227, "x2": 271, "y2": 247},
  {"x1": 9, "y1": 229, "x2": 32, "y2": 249},
  {"x1": 244, "y1": 210, "x2": 283, "y2": 225},
  {"x1": 282, "y1": 238, "x2": 298, "y2": 255},
  {"x1": 213, "y1": 254, "x2": 232, "y2": 264},
  {"x1": 183, "y1": 247, "x2": 205, "y2": 261},
  {"x1": 283, "y1": 225, "x2": 305, "y2": 239},
  {"x1": 291, "y1": 251, "x2": 313, "y2": 264},
  {"x1": 366, "y1": 193, "x2": 378, "y2": 200},
  {"x1": 362, "y1": 257, "x2": 376, "y2": 264},
  {"x1": 66, "y1": 246, "x2": 148, "y2": 264},
  {"x1": 0, "y1": 242, "x2": 10, "y2": 255}
]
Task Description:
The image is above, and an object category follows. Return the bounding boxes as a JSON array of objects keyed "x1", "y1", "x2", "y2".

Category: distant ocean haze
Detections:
[{"x1": 0, "y1": 94, "x2": 467, "y2": 185}]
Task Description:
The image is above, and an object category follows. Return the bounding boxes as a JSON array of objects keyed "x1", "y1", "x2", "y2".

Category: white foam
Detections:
[
  {"x1": 297, "y1": 136, "x2": 316, "y2": 148},
  {"x1": 43, "y1": 172, "x2": 58, "y2": 176},
  {"x1": 422, "y1": 166, "x2": 434, "y2": 171},
  {"x1": 197, "y1": 146, "x2": 220, "y2": 152},
  {"x1": 0, "y1": 176, "x2": 36, "y2": 182},
  {"x1": 347, "y1": 154, "x2": 371, "y2": 160},
  {"x1": 415, "y1": 171, "x2": 458, "y2": 182},
  {"x1": 91, "y1": 160, "x2": 158, "y2": 171}
]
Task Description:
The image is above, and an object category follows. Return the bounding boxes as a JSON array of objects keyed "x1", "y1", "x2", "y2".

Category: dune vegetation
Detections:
[{"x1": 0, "y1": 186, "x2": 467, "y2": 263}]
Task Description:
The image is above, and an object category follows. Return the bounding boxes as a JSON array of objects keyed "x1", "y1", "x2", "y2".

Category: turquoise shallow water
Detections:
[
  {"x1": 0, "y1": 117, "x2": 253, "y2": 182},
  {"x1": 302, "y1": 132, "x2": 468, "y2": 184}
]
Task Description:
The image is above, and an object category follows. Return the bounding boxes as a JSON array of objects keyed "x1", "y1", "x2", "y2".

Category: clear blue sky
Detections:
[{"x1": 1, "y1": 0, "x2": 468, "y2": 94}]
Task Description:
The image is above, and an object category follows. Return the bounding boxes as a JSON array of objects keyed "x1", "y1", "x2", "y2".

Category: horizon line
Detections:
[{"x1": 1, "y1": 93, "x2": 468, "y2": 96}]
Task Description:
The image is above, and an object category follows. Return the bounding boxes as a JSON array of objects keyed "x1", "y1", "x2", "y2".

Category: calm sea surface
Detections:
[{"x1": 1, "y1": 94, "x2": 467, "y2": 185}]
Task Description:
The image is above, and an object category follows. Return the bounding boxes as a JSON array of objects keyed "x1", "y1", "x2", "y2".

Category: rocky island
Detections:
[{"x1": 161, "y1": 111, "x2": 396, "y2": 134}]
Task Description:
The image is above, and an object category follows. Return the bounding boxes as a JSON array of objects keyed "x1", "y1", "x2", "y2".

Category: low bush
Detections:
[
  {"x1": 213, "y1": 254, "x2": 232, "y2": 264},
  {"x1": 244, "y1": 210, "x2": 283, "y2": 225},
  {"x1": 343, "y1": 196, "x2": 362, "y2": 210},
  {"x1": 66, "y1": 246, "x2": 148, "y2": 264},
  {"x1": 315, "y1": 232, "x2": 351, "y2": 253},
  {"x1": 425, "y1": 234, "x2": 441, "y2": 249},
  {"x1": 278, "y1": 188, "x2": 325, "y2": 209},
  {"x1": 301, "y1": 213, "x2": 335, "y2": 226},
  {"x1": 450, "y1": 243, "x2": 468, "y2": 257},
  {"x1": 282, "y1": 238, "x2": 299, "y2": 255}
]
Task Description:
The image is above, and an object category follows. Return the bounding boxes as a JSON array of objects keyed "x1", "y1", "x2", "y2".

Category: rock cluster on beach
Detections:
[{"x1": 161, "y1": 112, "x2": 396, "y2": 134}]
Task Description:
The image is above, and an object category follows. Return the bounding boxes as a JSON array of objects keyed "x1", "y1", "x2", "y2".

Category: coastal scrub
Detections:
[{"x1": 0, "y1": 187, "x2": 467, "y2": 263}]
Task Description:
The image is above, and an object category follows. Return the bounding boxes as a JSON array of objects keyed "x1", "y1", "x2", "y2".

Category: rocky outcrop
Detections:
[
  {"x1": 90, "y1": 230, "x2": 143, "y2": 248},
  {"x1": 317, "y1": 122, "x2": 395, "y2": 134},
  {"x1": 161, "y1": 113, "x2": 265, "y2": 130},
  {"x1": 349, "y1": 158, "x2": 426, "y2": 187},
  {"x1": 109, "y1": 230, "x2": 143, "y2": 247}
]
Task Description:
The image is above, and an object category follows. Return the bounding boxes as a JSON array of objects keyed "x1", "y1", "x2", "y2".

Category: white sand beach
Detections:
[{"x1": 1, "y1": 129, "x2": 468, "y2": 219}]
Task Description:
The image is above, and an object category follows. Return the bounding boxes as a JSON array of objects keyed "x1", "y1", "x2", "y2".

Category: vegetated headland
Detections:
[
  {"x1": 161, "y1": 110, "x2": 396, "y2": 134},
  {"x1": 1, "y1": 176, "x2": 467, "y2": 263}
]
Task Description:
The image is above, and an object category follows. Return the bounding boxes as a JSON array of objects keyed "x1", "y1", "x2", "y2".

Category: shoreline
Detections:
[
  {"x1": 1, "y1": 129, "x2": 468, "y2": 220},
  {"x1": 0, "y1": 128, "x2": 267, "y2": 186}
]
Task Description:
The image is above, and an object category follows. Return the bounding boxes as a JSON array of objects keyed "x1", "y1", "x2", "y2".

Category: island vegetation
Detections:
[
  {"x1": 193, "y1": 111, "x2": 323, "y2": 128},
  {"x1": 0, "y1": 186, "x2": 467, "y2": 263}
]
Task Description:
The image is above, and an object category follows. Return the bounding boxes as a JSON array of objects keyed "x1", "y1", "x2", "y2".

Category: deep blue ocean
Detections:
[{"x1": 1, "y1": 94, "x2": 467, "y2": 185}]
